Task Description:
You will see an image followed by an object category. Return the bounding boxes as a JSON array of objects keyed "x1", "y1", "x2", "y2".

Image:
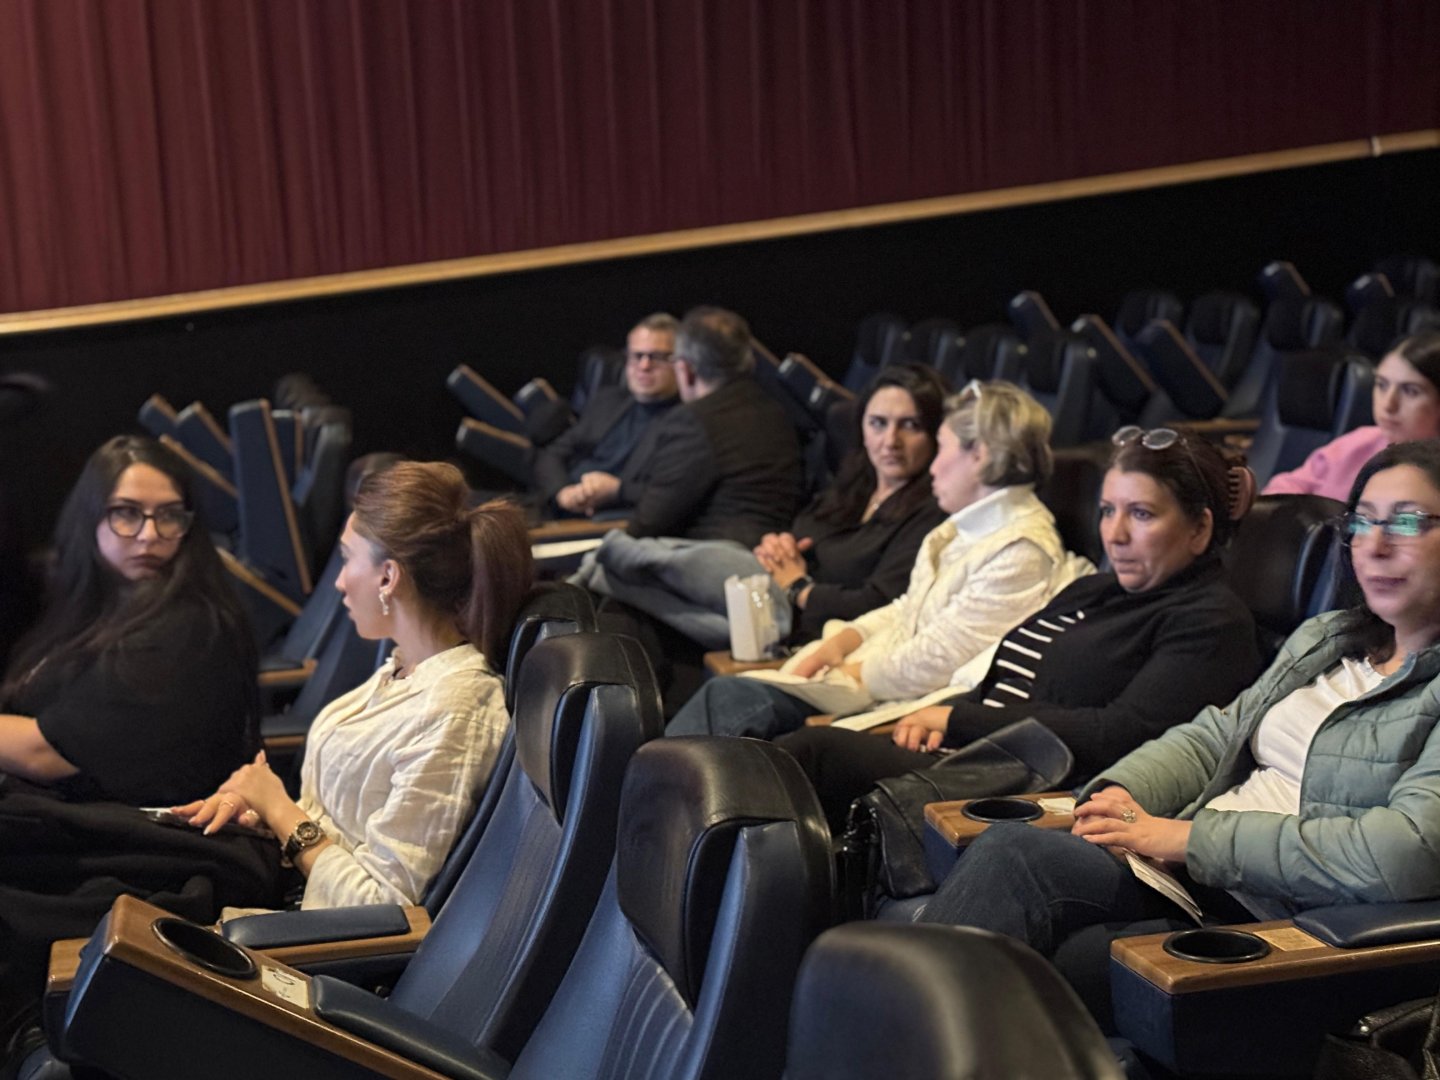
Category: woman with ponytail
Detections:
[{"x1": 178, "y1": 461, "x2": 534, "y2": 908}]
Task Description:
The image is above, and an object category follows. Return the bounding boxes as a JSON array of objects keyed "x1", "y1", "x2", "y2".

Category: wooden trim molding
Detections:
[{"x1": 2, "y1": 130, "x2": 1434, "y2": 337}]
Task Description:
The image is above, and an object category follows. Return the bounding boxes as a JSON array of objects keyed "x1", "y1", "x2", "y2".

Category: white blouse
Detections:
[
  {"x1": 1205, "y1": 656, "x2": 1384, "y2": 817},
  {"x1": 296, "y1": 642, "x2": 509, "y2": 909}
]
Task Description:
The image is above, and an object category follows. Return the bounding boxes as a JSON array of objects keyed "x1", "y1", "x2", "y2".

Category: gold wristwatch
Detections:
[{"x1": 282, "y1": 819, "x2": 325, "y2": 862}]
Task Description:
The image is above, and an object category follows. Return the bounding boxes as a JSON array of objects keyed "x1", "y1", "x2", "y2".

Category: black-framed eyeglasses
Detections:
[
  {"x1": 1337, "y1": 510, "x2": 1440, "y2": 545},
  {"x1": 104, "y1": 504, "x2": 195, "y2": 540},
  {"x1": 1112, "y1": 425, "x2": 1181, "y2": 450},
  {"x1": 626, "y1": 349, "x2": 675, "y2": 366}
]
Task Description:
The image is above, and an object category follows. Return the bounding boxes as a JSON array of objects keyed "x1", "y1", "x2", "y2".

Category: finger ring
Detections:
[
  {"x1": 240, "y1": 810, "x2": 259, "y2": 824},
  {"x1": 1121, "y1": 807, "x2": 1137, "y2": 824},
  {"x1": 220, "y1": 798, "x2": 236, "y2": 809}
]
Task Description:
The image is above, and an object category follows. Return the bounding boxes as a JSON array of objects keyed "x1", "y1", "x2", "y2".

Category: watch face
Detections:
[{"x1": 294, "y1": 820, "x2": 323, "y2": 845}]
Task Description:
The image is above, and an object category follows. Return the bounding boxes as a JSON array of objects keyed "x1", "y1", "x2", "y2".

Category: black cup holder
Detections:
[
  {"x1": 152, "y1": 917, "x2": 257, "y2": 979},
  {"x1": 961, "y1": 797, "x2": 1045, "y2": 824},
  {"x1": 1162, "y1": 928, "x2": 1271, "y2": 965}
]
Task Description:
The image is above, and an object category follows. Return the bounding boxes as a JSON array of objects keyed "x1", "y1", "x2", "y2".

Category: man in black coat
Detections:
[
  {"x1": 605, "y1": 306, "x2": 803, "y2": 548},
  {"x1": 531, "y1": 312, "x2": 680, "y2": 516}
]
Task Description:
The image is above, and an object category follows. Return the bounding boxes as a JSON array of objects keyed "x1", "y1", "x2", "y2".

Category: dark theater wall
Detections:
[{"x1": 4, "y1": 147, "x2": 1438, "y2": 549}]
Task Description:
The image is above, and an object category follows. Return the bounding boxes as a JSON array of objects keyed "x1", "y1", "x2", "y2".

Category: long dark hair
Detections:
[
  {"x1": 2, "y1": 436, "x2": 257, "y2": 710},
  {"x1": 1339, "y1": 440, "x2": 1440, "y2": 663},
  {"x1": 350, "y1": 462, "x2": 534, "y2": 660},
  {"x1": 810, "y1": 364, "x2": 947, "y2": 526}
]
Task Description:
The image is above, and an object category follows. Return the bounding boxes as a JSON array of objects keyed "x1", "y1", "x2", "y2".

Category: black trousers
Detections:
[{"x1": 776, "y1": 726, "x2": 935, "y2": 833}]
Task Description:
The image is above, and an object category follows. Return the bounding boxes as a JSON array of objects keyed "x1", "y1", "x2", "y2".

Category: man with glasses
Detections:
[
  {"x1": 612, "y1": 305, "x2": 803, "y2": 545},
  {"x1": 533, "y1": 312, "x2": 681, "y2": 518}
]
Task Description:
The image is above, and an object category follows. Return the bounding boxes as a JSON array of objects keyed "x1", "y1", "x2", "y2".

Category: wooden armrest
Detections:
[
  {"x1": 1111, "y1": 917, "x2": 1440, "y2": 994},
  {"x1": 47, "y1": 905, "x2": 432, "y2": 997},
  {"x1": 528, "y1": 518, "x2": 628, "y2": 541},
  {"x1": 923, "y1": 792, "x2": 1075, "y2": 850},
  {"x1": 54, "y1": 896, "x2": 451, "y2": 1080},
  {"x1": 703, "y1": 651, "x2": 785, "y2": 677},
  {"x1": 257, "y1": 657, "x2": 318, "y2": 690},
  {"x1": 1170, "y1": 417, "x2": 1261, "y2": 438}
]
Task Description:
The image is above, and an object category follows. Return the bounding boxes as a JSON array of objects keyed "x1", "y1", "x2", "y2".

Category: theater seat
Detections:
[
  {"x1": 1222, "y1": 494, "x2": 1345, "y2": 660},
  {"x1": 50, "y1": 634, "x2": 660, "y2": 1077},
  {"x1": 1257, "y1": 260, "x2": 1310, "y2": 303},
  {"x1": 903, "y1": 317, "x2": 962, "y2": 381},
  {"x1": 841, "y1": 312, "x2": 907, "y2": 392},
  {"x1": 1113, "y1": 289, "x2": 1183, "y2": 353},
  {"x1": 1375, "y1": 254, "x2": 1439, "y2": 305},
  {"x1": 954, "y1": 323, "x2": 1029, "y2": 384},
  {"x1": 1247, "y1": 346, "x2": 1374, "y2": 489},
  {"x1": 54, "y1": 736, "x2": 829, "y2": 1080},
  {"x1": 1222, "y1": 294, "x2": 1344, "y2": 420},
  {"x1": 1007, "y1": 290, "x2": 1062, "y2": 341},
  {"x1": 785, "y1": 923, "x2": 1124, "y2": 1080},
  {"x1": 137, "y1": 392, "x2": 180, "y2": 440},
  {"x1": 1018, "y1": 329, "x2": 1109, "y2": 447}
]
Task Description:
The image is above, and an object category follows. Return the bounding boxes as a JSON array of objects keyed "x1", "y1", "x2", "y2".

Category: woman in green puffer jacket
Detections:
[{"x1": 923, "y1": 438, "x2": 1440, "y2": 1027}]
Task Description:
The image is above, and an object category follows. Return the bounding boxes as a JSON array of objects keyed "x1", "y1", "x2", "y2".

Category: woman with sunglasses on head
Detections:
[
  {"x1": 666, "y1": 381, "x2": 1091, "y2": 741},
  {"x1": 0, "y1": 435, "x2": 257, "y2": 807},
  {"x1": 1264, "y1": 331, "x2": 1440, "y2": 500},
  {"x1": 922, "y1": 439, "x2": 1440, "y2": 1031},
  {"x1": 780, "y1": 426, "x2": 1263, "y2": 833}
]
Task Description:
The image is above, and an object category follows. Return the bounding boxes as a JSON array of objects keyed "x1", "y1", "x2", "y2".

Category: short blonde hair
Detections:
[{"x1": 944, "y1": 381, "x2": 1053, "y2": 488}]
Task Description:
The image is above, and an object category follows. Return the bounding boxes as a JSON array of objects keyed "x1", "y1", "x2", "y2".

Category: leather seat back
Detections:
[
  {"x1": 1247, "y1": 347, "x2": 1374, "y2": 489},
  {"x1": 1113, "y1": 288, "x2": 1182, "y2": 350},
  {"x1": 1224, "y1": 294, "x2": 1344, "y2": 419},
  {"x1": 1224, "y1": 495, "x2": 1346, "y2": 661},
  {"x1": 903, "y1": 318, "x2": 961, "y2": 382},
  {"x1": 421, "y1": 582, "x2": 598, "y2": 915},
  {"x1": 785, "y1": 923, "x2": 1124, "y2": 1080},
  {"x1": 843, "y1": 312, "x2": 906, "y2": 392},
  {"x1": 509, "y1": 737, "x2": 833, "y2": 1080},
  {"x1": 955, "y1": 323, "x2": 1027, "y2": 384},
  {"x1": 1375, "y1": 255, "x2": 1439, "y2": 305},
  {"x1": 389, "y1": 632, "x2": 662, "y2": 1061},
  {"x1": 1183, "y1": 291, "x2": 1260, "y2": 387}
]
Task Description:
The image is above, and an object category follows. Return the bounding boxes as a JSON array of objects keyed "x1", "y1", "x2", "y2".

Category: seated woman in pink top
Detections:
[{"x1": 1264, "y1": 332, "x2": 1440, "y2": 501}]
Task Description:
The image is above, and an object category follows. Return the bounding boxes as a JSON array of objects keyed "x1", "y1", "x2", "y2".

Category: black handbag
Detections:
[
  {"x1": 835, "y1": 718, "x2": 1074, "y2": 919},
  {"x1": 1314, "y1": 995, "x2": 1440, "y2": 1080}
]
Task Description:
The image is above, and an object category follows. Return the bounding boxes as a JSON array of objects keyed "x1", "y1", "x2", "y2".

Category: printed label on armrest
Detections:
[{"x1": 262, "y1": 965, "x2": 311, "y2": 1009}]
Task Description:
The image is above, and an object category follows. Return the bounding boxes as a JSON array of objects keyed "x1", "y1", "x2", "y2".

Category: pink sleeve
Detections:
[{"x1": 1261, "y1": 428, "x2": 1387, "y2": 502}]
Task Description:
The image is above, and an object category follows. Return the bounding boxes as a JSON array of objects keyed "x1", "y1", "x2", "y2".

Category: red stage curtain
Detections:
[{"x1": 0, "y1": 0, "x2": 1436, "y2": 314}]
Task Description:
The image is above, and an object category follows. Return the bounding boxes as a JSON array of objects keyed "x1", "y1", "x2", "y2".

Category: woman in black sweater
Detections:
[{"x1": 779, "y1": 427, "x2": 1265, "y2": 831}]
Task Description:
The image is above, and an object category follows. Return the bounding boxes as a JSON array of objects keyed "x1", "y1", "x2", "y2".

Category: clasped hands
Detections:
[
  {"x1": 556, "y1": 471, "x2": 622, "y2": 516},
  {"x1": 172, "y1": 750, "x2": 288, "y2": 836},
  {"x1": 753, "y1": 531, "x2": 813, "y2": 590}
]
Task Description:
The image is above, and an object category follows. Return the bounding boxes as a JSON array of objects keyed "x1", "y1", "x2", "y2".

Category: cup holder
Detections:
[
  {"x1": 1162, "y1": 928, "x2": 1271, "y2": 965},
  {"x1": 961, "y1": 797, "x2": 1045, "y2": 824},
  {"x1": 152, "y1": 917, "x2": 257, "y2": 979}
]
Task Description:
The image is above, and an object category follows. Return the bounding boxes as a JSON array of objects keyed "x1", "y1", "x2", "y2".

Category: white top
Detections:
[
  {"x1": 1205, "y1": 657, "x2": 1384, "y2": 816},
  {"x1": 297, "y1": 642, "x2": 509, "y2": 909},
  {"x1": 846, "y1": 485, "x2": 1091, "y2": 702}
]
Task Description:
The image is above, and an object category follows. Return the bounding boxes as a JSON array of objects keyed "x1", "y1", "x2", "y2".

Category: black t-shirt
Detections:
[{"x1": 7, "y1": 600, "x2": 256, "y2": 805}]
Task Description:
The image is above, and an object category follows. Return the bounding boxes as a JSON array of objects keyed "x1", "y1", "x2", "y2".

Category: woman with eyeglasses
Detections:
[
  {"x1": 666, "y1": 381, "x2": 1091, "y2": 740},
  {"x1": 0, "y1": 435, "x2": 257, "y2": 806},
  {"x1": 1264, "y1": 331, "x2": 1440, "y2": 500},
  {"x1": 922, "y1": 439, "x2": 1440, "y2": 1031},
  {"x1": 779, "y1": 426, "x2": 1263, "y2": 833}
]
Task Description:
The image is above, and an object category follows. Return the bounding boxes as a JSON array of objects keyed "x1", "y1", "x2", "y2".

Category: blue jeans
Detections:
[
  {"x1": 573, "y1": 534, "x2": 791, "y2": 650},
  {"x1": 921, "y1": 823, "x2": 1251, "y2": 1032},
  {"x1": 665, "y1": 676, "x2": 813, "y2": 740}
]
